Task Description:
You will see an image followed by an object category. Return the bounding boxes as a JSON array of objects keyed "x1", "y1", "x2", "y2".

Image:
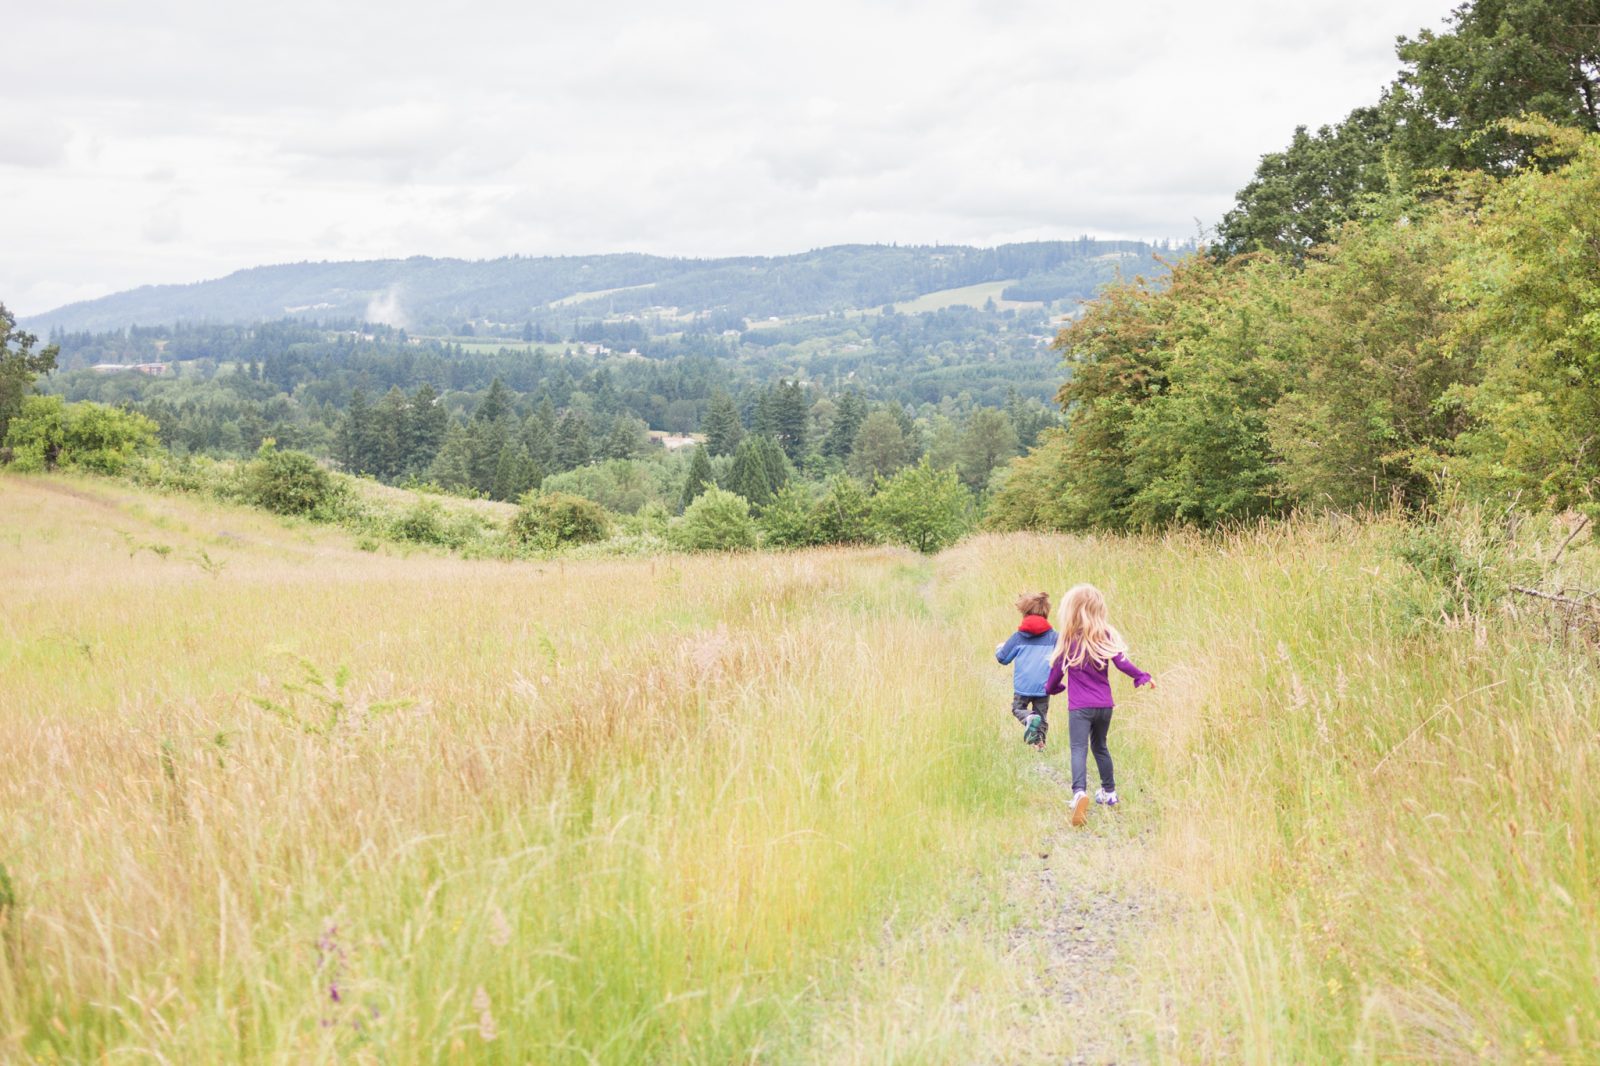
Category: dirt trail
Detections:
[
  {"x1": 1007, "y1": 759, "x2": 1155, "y2": 1064},
  {"x1": 917, "y1": 558, "x2": 1158, "y2": 1064}
]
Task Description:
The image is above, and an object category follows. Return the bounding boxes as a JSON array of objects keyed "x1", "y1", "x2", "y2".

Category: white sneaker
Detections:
[
  {"x1": 1095, "y1": 788, "x2": 1119, "y2": 807},
  {"x1": 1071, "y1": 790, "x2": 1090, "y2": 827}
]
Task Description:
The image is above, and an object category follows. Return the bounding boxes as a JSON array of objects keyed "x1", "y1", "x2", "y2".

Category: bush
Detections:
[
  {"x1": 811, "y1": 475, "x2": 877, "y2": 545},
  {"x1": 672, "y1": 488, "x2": 758, "y2": 552},
  {"x1": 3, "y1": 395, "x2": 158, "y2": 474},
  {"x1": 872, "y1": 459, "x2": 974, "y2": 553},
  {"x1": 759, "y1": 484, "x2": 818, "y2": 548},
  {"x1": 509, "y1": 491, "x2": 610, "y2": 549},
  {"x1": 242, "y1": 446, "x2": 335, "y2": 516}
]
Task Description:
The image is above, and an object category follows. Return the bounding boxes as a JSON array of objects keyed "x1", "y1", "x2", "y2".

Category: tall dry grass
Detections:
[{"x1": 5, "y1": 472, "x2": 1597, "y2": 1062}]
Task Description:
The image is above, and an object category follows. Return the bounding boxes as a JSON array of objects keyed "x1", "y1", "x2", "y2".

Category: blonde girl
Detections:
[{"x1": 1044, "y1": 584, "x2": 1153, "y2": 826}]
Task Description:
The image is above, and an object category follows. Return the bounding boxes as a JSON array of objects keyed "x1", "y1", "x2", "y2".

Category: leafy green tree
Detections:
[
  {"x1": 1446, "y1": 123, "x2": 1600, "y2": 506},
  {"x1": 1389, "y1": 0, "x2": 1600, "y2": 175},
  {"x1": 957, "y1": 406, "x2": 1019, "y2": 492},
  {"x1": 872, "y1": 459, "x2": 973, "y2": 553},
  {"x1": 850, "y1": 409, "x2": 910, "y2": 480},
  {"x1": 758, "y1": 484, "x2": 818, "y2": 548},
  {"x1": 727, "y1": 437, "x2": 773, "y2": 506},
  {"x1": 680, "y1": 445, "x2": 715, "y2": 510},
  {"x1": 811, "y1": 475, "x2": 877, "y2": 545},
  {"x1": 1217, "y1": 0, "x2": 1600, "y2": 258},
  {"x1": 4, "y1": 395, "x2": 158, "y2": 474},
  {"x1": 673, "y1": 487, "x2": 758, "y2": 551},
  {"x1": 474, "y1": 378, "x2": 513, "y2": 425},
  {"x1": 0, "y1": 303, "x2": 58, "y2": 445},
  {"x1": 702, "y1": 389, "x2": 745, "y2": 456}
]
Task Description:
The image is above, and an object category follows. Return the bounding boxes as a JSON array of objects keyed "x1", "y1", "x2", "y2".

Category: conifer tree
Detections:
[
  {"x1": 728, "y1": 437, "x2": 773, "y2": 506},
  {"x1": 680, "y1": 445, "x2": 716, "y2": 510},
  {"x1": 702, "y1": 390, "x2": 745, "y2": 456},
  {"x1": 554, "y1": 409, "x2": 592, "y2": 471}
]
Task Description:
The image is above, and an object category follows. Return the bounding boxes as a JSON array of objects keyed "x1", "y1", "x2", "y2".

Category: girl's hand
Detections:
[{"x1": 1143, "y1": 677, "x2": 1156, "y2": 690}]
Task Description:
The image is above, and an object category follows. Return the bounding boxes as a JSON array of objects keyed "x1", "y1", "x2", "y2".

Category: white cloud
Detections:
[{"x1": 1, "y1": 0, "x2": 1453, "y2": 316}]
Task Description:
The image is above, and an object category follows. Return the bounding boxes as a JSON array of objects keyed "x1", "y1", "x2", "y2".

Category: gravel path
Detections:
[{"x1": 1000, "y1": 759, "x2": 1156, "y2": 1064}]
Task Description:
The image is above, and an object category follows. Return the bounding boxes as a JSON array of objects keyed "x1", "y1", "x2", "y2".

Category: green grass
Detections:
[{"x1": 892, "y1": 280, "x2": 1042, "y2": 314}]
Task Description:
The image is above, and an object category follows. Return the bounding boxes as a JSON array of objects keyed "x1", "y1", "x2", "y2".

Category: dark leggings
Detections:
[{"x1": 1069, "y1": 706, "x2": 1114, "y2": 794}]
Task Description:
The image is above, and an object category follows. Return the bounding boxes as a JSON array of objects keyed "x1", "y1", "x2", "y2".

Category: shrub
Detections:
[
  {"x1": 672, "y1": 488, "x2": 758, "y2": 552},
  {"x1": 759, "y1": 484, "x2": 818, "y2": 548},
  {"x1": 872, "y1": 459, "x2": 974, "y2": 553},
  {"x1": 509, "y1": 491, "x2": 610, "y2": 549},
  {"x1": 242, "y1": 446, "x2": 335, "y2": 516},
  {"x1": 3, "y1": 395, "x2": 158, "y2": 474},
  {"x1": 811, "y1": 475, "x2": 877, "y2": 545},
  {"x1": 389, "y1": 500, "x2": 455, "y2": 546}
]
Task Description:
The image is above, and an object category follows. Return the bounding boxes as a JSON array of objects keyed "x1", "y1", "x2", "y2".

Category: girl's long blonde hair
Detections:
[{"x1": 1053, "y1": 584, "x2": 1126, "y2": 668}]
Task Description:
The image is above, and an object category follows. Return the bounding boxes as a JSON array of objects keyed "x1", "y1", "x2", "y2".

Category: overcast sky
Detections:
[{"x1": 3, "y1": 0, "x2": 1451, "y2": 317}]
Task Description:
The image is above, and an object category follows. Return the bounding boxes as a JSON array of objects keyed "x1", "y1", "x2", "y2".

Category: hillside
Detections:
[
  {"x1": 4, "y1": 471, "x2": 1596, "y2": 1060},
  {"x1": 24, "y1": 240, "x2": 1180, "y2": 334}
]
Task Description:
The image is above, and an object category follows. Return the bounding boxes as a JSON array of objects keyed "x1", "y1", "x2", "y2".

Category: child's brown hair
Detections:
[{"x1": 1015, "y1": 591, "x2": 1051, "y2": 618}]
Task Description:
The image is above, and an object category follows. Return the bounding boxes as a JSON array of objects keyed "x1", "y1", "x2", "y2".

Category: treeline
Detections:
[
  {"x1": 333, "y1": 374, "x2": 1054, "y2": 506},
  {"x1": 994, "y1": 0, "x2": 1600, "y2": 532}
]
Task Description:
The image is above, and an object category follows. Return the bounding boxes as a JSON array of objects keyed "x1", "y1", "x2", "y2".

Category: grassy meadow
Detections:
[{"x1": 2, "y1": 472, "x2": 1597, "y2": 1062}]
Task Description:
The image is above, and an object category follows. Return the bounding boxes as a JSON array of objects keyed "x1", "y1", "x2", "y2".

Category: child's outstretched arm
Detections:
[
  {"x1": 995, "y1": 633, "x2": 1022, "y2": 665},
  {"x1": 1112, "y1": 652, "x2": 1152, "y2": 688}
]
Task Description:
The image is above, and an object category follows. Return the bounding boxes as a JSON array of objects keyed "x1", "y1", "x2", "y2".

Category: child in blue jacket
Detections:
[{"x1": 995, "y1": 591, "x2": 1055, "y2": 748}]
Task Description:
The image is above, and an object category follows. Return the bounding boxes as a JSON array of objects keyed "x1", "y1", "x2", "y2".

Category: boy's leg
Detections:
[
  {"x1": 1010, "y1": 694, "x2": 1031, "y2": 726},
  {"x1": 1089, "y1": 708, "x2": 1115, "y2": 791},
  {"x1": 1068, "y1": 709, "x2": 1091, "y2": 794},
  {"x1": 1035, "y1": 695, "x2": 1049, "y2": 743}
]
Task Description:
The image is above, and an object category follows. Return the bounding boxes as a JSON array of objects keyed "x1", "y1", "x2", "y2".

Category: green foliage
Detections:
[
  {"x1": 3, "y1": 395, "x2": 158, "y2": 474},
  {"x1": 1216, "y1": 0, "x2": 1600, "y2": 257},
  {"x1": 672, "y1": 487, "x2": 758, "y2": 552},
  {"x1": 727, "y1": 437, "x2": 773, "y2": 506},
  {"x1": 0, "y1": 303, "x2": 59, "y2": 445},
  {"x1": 1390, "y1": 493, "x2": 1537, "y2": 629},
  {"x1": 701, "y1": 390, "x2": 744, "y2": 456},
  {"x1": 811, "y1": 475, "x2": 878, "y2": 545},
  {"x1": 541, "y1": 457, "x2": 683, "y2": 515},
  {"x1": 387, "y1": 499, "x2": 484, "y2": 548},
  {"x1": 509, "y1": 491, "x2": 610, "y2": 549},
  {"x1": 956, "y1": 406, "x2": 1019, "y2": 492},
  {"x1": 758, "y1": 484, "x2": 818, "y2": 548},
  {"x1": 1445, "y1": 123, "x2": 1600, "y2": 507},
  {"x1": 849, "y1": 408, "x2": 911, "y2": 480},
  {"x1": 681, "y1": 446, "x2": 715, "y2": 510},
  {"x1": 871, "y1": 459, "x2": 974, "y2": 553},
  {"x1": 242, "y1": 444, "x2": 335, "y2": 516}
]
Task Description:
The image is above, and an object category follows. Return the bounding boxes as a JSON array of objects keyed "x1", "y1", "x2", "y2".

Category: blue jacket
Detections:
[{"x1": 996, "y1": 617, "x2": 1056, "y2": 697}]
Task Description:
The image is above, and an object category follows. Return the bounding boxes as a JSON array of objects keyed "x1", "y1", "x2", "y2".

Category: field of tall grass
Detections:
[{"x1": 3, "y1": 471, "x2": 1596, "y2": 1062}]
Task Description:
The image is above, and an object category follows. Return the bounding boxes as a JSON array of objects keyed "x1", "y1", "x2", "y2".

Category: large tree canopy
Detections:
[{"x1": 1216, "y1": 0, "x2": 1600, "y2": 258}]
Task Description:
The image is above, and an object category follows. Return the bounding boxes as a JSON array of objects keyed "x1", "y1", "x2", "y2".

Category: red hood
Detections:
[{"x1": 1018, "y1": 615, "x2": 1053, "y2": 636}]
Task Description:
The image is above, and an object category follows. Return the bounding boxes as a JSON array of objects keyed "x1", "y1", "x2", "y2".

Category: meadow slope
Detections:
[{"x1": 1, "y1": 473, "x2": 1596, "y2": 1062}]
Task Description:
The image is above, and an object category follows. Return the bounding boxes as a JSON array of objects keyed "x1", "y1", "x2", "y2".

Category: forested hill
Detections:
[{"x1": 26, "y1": 239, "x2": 1179, "y2": 334}]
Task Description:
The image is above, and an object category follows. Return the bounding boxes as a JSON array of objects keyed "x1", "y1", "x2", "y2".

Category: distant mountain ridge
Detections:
[{"x1": 26, "y1": 239, "x2": 1185, "y2": 334}]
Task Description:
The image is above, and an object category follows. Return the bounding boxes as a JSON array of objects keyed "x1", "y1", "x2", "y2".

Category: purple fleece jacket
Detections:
[{"x1": 1045, "y1": 643, "x2": 1151, "y2": 710}]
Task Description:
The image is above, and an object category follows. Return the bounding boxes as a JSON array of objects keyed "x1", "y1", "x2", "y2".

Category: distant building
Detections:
[{"x1": 90, "y1": 362, "x2": 169, "y2": 376}]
